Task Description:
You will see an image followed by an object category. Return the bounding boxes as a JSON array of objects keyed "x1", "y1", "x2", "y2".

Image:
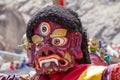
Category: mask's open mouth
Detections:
[
  {"x1": 35, "y1": 50, "x2": 73, "y2": 74},
  {"x1": 38, "y1": 54, "x2": 68, "y2": 68}
]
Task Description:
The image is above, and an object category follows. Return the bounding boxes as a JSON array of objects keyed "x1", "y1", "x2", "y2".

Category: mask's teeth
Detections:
[
  {"x1": 45, "y1": 62, "x2": 51, "y2": 67},
  {"x1": 40, "y1": 58, "x2": 59, "y2": 68},
  {"x1": 54, "y1": 59, "x2": 59, "y2": 66}
]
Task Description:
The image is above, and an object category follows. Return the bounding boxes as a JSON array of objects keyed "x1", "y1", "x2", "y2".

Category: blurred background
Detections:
[{"x1": 0, "y1": 0, "x2": 120, "y2": 75}]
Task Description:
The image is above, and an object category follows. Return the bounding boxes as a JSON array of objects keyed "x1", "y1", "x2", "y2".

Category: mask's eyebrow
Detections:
[
  {"x1": 32, "y1": 35, "x2": 44, "y2": 43},
  {"x1": 50, "y1": 29, "x2": 67, "y2": 38}
]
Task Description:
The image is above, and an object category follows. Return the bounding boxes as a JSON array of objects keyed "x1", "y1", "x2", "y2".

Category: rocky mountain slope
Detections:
[{"x1": 0, "y1": 0, "x2": 120, "y2": 52}]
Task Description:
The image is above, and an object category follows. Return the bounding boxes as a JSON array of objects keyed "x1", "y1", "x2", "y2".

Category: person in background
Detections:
[
  {"x1": 19, "y1": 59, "x2": 28, "y2": 69},
  {"x1": 89, "y1": 38, "x2": 108, "y2": 66},
  {"x1": 15, "y1": 63, "x2": 20, "y2": 70},
  {"x1": 8, "y1": 61, "x2": 15, "y2": 70},
  {"x1": 106, "y1": 41, "x2": 119, "y2": 58}
]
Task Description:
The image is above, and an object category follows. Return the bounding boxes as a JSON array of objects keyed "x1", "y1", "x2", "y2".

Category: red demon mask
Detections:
[{"x1": 29, "y1": 21, "x2": 82, "y2": 74}]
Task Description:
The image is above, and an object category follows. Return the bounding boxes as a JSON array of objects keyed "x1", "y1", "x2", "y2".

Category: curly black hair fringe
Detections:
[{"x1": 76, "y1": 29, "x2": 91, "y2": 64}]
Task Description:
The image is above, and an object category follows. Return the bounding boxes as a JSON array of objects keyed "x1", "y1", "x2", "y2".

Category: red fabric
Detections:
[
  {"x1": 90, "y1": 54, "x2": 108, "y2": 66},
  {"x1": 111, "y1": 64, "x2": 120, "y2": 80},
  {"x1": 38, "y1": 76, "x2": 48, "y2": 80},
  {"x1": 9, "y1": 65, "x2": 15, "y2": 70},
  {"x1": 60, "y1": 0, "x2": 64, "y2": 6},
  {"x1": 48, "y1": 64, "x2": 89, "y2": 80}
]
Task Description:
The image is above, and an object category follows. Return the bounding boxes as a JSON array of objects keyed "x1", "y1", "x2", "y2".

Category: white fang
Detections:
[{"x1": 40, "y1": 58, "x2": 58, "y2": 67}]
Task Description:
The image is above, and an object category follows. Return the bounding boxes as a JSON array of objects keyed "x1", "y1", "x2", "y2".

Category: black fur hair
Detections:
[{"x1": 26, "y1": 5, "x2": 91, "y2": 64}]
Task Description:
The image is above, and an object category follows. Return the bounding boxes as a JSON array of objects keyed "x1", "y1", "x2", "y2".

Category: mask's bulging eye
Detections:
[
  {"x1": 39, "y1": 22, "x2": 51, "y2": 36},
  {"x1": 52, "y1": 37, "x2": 68, "y2": 46}
]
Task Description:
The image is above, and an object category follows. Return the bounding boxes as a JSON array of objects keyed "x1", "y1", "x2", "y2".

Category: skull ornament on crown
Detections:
[{"x1": 24, "y1": 5, "x2": 91, "y2": 75}]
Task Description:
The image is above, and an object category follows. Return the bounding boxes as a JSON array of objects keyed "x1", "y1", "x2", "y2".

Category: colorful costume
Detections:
[
  {"x1": 89, "y1": 38, "x2": 108, "y2": 66},
  {"x1": 1, "y1": 4, "x2": 120, "y2": 80}
]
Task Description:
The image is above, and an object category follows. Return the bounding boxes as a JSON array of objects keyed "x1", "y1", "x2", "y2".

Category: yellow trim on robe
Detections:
[{"x1": 78, "y1": 66, "x2": 106, "y2": 80}]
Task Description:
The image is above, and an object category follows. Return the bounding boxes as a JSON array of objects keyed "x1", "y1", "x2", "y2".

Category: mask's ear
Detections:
[
  {"x1": 19, "y1": 34, "x2": 32, "y2": 58},
  {"x1": 21, "y1": 34, "x2": 36, "y2": 67},
  {"x1": 69, "y1": 32, "x2": 83, "y2": 60}
]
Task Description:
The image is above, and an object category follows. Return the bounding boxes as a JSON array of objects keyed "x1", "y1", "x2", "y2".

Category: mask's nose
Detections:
[
  {"x1": 44, "y1": 37, "x2": 51, "y2": 44},
  {"x1": 36, "y1": 41, "x2": 54, "y2": 56}
]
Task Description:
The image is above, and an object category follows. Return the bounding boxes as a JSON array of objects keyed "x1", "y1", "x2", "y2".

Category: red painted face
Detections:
[{"x1": 30, "y1": 21, "x2": 82, "y2": 74}]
